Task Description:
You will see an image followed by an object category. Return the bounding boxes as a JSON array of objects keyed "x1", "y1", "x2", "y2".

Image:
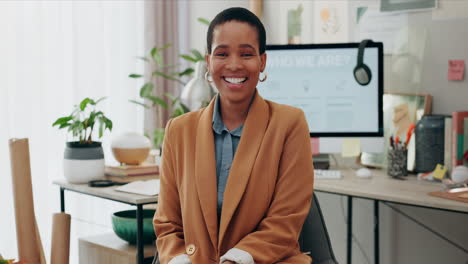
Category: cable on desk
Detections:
[
  {"x1": 382, "y1": 202, "x2": 468, "y2": 255},
  {"x1": 340, "y1": 196, "x2": 371, "y2": 264}
]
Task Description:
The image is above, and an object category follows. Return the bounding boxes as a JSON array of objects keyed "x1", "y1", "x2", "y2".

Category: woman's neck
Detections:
[{"x1": 219, "y1": 95, "x2": 253, "y2": 131}]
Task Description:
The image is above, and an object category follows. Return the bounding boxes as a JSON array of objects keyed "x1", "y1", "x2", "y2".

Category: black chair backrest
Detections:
[
  {"x1": 299, "y1": 193, "x2": 338, "y2": 264},
  {"x1": 153, "y1": 193, "x2": 338, "y2": 264}
]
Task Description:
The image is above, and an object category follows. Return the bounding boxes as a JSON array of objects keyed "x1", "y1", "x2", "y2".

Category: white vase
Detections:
[
  {"x1": 181, "y1": 61, "x2": 214, "y2": 111},
  {"x1": 63, "y1": 141, "x2": 105, "y2": 184}
]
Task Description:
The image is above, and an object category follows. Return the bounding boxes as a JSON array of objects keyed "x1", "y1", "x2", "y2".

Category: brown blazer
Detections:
[{"x1": 153, "y1": 93, "x2": 314, "y2": 264}]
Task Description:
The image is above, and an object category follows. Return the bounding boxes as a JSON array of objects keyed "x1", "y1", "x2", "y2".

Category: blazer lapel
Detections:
[
  {"x1": 195, "y1": 97, "x2": 218, "y2": 250},
  {"x1": 218, "y1": 92, "x2": 270, "y2": 245}
]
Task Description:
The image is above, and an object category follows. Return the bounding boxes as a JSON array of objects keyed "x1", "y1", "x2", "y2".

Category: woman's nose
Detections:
[{"x1": 226, "y1": 56, "x2": 243, "y2": 70}]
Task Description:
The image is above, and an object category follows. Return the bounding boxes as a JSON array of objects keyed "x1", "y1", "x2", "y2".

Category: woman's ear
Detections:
[
  {"x1": 205, "y1": 54, "x2": 210, "y2": 71},
  {"x1": 260, "y1": 52, "x2": 267, "y2": 72}
]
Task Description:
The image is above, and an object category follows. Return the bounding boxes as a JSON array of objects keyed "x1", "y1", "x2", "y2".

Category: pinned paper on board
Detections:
[
  {"x1": 342, "y1": 138, "x2": 361, "y2": 157},
  {"x1": 448, "y1": 60, "x2": 465, "y2": 81}
]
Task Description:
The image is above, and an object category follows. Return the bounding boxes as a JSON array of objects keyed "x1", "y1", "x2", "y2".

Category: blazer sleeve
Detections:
[
  {"x1": 234, "y1": 111, "x2": 314, "y2": 263},
  {"x1": 153, "y1": 119, "x2": 187, "y2": 264}
]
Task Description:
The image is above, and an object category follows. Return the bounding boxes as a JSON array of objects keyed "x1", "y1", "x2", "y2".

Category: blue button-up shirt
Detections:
[{"x1": 212, "y1": 96, "x2": 244, "y2": 219}]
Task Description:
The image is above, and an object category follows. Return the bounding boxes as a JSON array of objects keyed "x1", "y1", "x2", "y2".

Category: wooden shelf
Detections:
[{"x1": 79, "y1": 233, "x2": 156, "y2": 264}]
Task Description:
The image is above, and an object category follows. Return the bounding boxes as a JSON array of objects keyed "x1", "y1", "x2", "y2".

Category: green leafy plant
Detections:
[
  {"x1": 128, "y1": 18, "x2": 210, "y2": 149},
  {"x1": 128, "y1": 44, "x2": 191, "y2": 149},
  {"x1": 52, "y1": 97, "x2": 113, "y2": 144}
]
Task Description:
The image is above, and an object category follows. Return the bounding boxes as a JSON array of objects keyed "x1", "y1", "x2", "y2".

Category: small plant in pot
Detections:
[{"x1": 52, "y1": 97, "x2": 113, "y2": 183}]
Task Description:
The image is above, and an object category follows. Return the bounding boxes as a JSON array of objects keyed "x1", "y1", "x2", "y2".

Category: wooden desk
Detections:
[
  {"x1": 314, "y1": 169, "x2": 468, "y2": 264},
  {"x1": 53, "y1": 179, "x2": 158, "y2": 264}
]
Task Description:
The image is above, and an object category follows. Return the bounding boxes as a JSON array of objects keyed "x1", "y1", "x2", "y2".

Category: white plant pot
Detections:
[{"x1": 63, "y1": 141, "x2": 105, "y2": 184}]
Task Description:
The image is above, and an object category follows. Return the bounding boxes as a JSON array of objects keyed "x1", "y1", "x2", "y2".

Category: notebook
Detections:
[{"x1": 115, "y1": 179, "x2": 160, "y2": 196}]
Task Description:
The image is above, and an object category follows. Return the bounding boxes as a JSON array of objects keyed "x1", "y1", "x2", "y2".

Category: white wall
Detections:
[{"x1": 187, "y1": 1, "x2": 468, "y2": 263}]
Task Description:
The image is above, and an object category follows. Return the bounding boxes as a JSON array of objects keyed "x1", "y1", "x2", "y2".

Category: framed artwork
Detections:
[
  {"x1": 360, "y1": 92, "x2": 432, "y2": 168},
  {"x1": 381, "y1": 0, "x2": 437, "y2": 13}
]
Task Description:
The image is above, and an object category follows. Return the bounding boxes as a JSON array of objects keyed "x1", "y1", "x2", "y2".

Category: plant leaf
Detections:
[
  {"x1": 59, "y1": 123, "x2": 70, "y2": 129},
  {"x1": 197, "y1": 17, "x2": 210, "y2": 25},
  {"x1": 163, "y1": 93, "x2": 179, "y2": 105},
  {"x1": 157, "y1": 43, "x2": 172, "y2": 52},
  {"x1": 152, "y1": 71, "x2": 180, "y2": 82},
  {"x1": 140, "y1": 82, "x2": 154, "y2": 98},
  {"x1": 150, "y1": 47, "x2": 157, "y2": 59},
  {"x1": 137, "y1": 56, "x2": 149, "y2": 62},
  {"x1": 129, "y1": 99, "x2": 150, "y2": 108},
  {"x1": 129, "y1": 74, "x2": 143, "y2": 78},
  {"x1": 153, "y1": 52, "x2": 163, "y2": 66},
  {"x1": 105, "y1": 118, "x2": 113, "y2": 131},
  {"x1": 98, "y1": 118, "x2": 104, "y2": 138},
  {"x1": 147, "y1": 95, "x2": 168, "y2": 109},
  {"x1": 161, "y1": 64, "x2": 180, "y2": 69},
  {"x1": 191, "y1": 49, "x2": 204, "y2": 60},
  {"x1": 178, "y1": 68, "x2": 194, "y2": 77},
  {"x1": 79, "y1": 98, "x2": 92, "y2": 111},
  {"x1": 52, "y1": 116, "x2": 73, "y2": 126},
  {"x1": 180, "y1": 54, "x2": 198, "y2": 63}
]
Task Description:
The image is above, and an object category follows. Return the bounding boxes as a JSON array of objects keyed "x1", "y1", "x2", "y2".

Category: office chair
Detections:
[
  {"x1": 299, "y1": 193, "x2": 338, "y2": 264},
  {"x1": 152, "y1": 193, "x2": 337, "y2": 264}
]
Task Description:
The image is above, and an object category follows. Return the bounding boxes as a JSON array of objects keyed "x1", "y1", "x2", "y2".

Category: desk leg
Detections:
[
  {"x1": 347, "y1": 196, "x2": 353, "y2": 264},
  {"x1": 374, "y1": 200, "x2": 379, "y2": 264},
  {"x1": 136, "y1": 204, "x2": 144, "y2": 264},
  {"x1": 60, "y1": 187, "x2": 65, "y2": 212}
]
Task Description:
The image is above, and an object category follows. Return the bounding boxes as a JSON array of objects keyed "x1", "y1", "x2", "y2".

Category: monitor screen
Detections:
[{"x1": 257, "y1": 42, "x2": 383, "y2": 137}]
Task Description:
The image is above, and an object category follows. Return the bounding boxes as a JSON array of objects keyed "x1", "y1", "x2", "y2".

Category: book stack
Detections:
[
  {"x1": 451, "y1": 111, "x2": 468, "y2": 173},
  {"x1": 105, "y1": 163, "x2": 159, "y2": 183}
]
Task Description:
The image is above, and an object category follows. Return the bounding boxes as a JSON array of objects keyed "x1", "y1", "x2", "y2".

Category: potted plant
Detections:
[
  {"x1": 52, "y1": 97, "x2": 113, "y2": 183},
  {"x1": 129, "y1": 44, "x2": 193, "y2": 150},
  {"x1": 128, "y1": 18, "x2": 212, "y2": 151}
]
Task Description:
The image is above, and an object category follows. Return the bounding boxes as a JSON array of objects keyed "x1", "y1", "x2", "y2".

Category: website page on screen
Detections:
[{"x1": 258, "y1": 47, "x2": 379, "y2": 134}]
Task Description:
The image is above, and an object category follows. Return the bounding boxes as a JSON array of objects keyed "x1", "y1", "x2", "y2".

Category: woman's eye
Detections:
[
  {"x1": 215, "y1": 53, "x2": 227, "y2": 57},
  {"x1": 241, "y1": 53, "x2": 254, "y2": 57}
]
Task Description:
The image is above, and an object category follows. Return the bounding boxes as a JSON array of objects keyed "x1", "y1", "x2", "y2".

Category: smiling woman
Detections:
[
  {"x1": 153, "y1": 7, "x2": 314, "y2": 264},
  {"x1": 206, "y1": 21, "x2": 267, "y2": 130}
]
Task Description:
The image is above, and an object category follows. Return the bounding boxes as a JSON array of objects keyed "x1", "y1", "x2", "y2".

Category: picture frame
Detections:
[
  {"x1": 360, "y1": 92, "x2": 432, "y2": 168},
  {"x1": 380, "y1": 0, "x2": 437, "y2": 13}
]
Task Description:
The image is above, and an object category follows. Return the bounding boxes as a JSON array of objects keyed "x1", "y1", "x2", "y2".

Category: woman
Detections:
[{"x1": 153, "y1": 7, "x2": 314, "y2": 264}]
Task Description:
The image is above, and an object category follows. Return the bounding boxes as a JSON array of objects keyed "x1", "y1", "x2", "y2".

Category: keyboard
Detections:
[{"x1": 314, "y1": 169, "x2": 342, "y2": 179}]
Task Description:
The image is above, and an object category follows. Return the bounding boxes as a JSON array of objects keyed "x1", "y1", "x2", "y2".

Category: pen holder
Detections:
[{"x1": 388, "y1": 148, "x2": 408, "y2": 177}]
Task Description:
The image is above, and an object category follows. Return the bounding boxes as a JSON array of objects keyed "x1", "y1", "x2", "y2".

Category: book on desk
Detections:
[{"x1": 105, "y1": 163, "x2": 159, "y2": 177}]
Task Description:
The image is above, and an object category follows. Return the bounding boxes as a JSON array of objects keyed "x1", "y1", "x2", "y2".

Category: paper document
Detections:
[
  {"x1": 115, "y1": 179, "x2": 160, "y2": 196},
  {"x1": 342, "y1": 138, "x2": 361, "y2": 157}
]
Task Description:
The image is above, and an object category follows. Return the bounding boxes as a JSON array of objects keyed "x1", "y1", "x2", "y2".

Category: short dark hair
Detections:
[{"x1": 206, "y1": 7, "x2": 266, "y2": 55}]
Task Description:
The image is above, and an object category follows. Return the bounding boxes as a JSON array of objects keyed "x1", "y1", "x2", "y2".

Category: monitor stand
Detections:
[{"x1": 313, "y1": 154, "x2": 330, "y2": 170}]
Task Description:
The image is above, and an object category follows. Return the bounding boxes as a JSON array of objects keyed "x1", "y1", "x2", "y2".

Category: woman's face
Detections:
[{"x1": 206, "y1": 21, "x2": 267, "y2": 105}]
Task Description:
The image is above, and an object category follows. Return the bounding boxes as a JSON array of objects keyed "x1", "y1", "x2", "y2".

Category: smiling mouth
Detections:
[{"x1": 223, "y1": 77, "x2": 247, "y2": 84}]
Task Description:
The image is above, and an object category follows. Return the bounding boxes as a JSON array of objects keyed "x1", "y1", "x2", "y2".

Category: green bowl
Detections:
[{"x1": 111, "y1": 209, "x2": 156, "y2": 244}]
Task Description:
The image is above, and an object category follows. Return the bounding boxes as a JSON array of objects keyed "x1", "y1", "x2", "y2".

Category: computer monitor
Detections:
[{"x1": 257, "y1": 42, "x2": 384, "y2": 153}]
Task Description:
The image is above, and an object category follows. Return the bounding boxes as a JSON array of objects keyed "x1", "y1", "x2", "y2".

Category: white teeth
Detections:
[{"x1": 224, "y1": 77, "x2": 246, "y2": 84}]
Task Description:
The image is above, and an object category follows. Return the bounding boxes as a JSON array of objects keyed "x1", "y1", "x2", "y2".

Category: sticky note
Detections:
[
  {"x1": 342, "y1": 138, "x2": 361, "y2": 157},
  {"x1": 433, "y1": 164, "x2": 447, "y2": 180},
  {"x1": 448, "y1": 60, "x2": 464, "y2": 81},
  {"x1": 310, "y1": 138, "x2": 320, "y2": 156}
]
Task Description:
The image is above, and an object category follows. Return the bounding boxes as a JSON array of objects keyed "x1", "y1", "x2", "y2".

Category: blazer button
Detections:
[{"x1": 186, "y1": 244, "x2": 196, "y2": 255}]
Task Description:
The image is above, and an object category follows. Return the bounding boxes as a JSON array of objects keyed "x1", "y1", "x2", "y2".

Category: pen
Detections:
[
  {"x1": 390, "y1": 136, "x2": 394, "y2": 149},
  {"x1": 404, "y1": 123, "x2": 415, "y2": 148}
]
